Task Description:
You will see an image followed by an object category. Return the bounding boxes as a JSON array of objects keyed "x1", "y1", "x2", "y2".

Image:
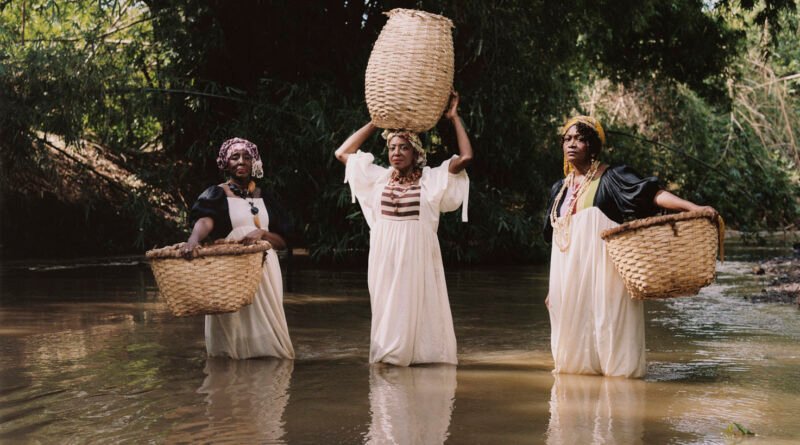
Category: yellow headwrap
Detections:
[{"x1": 560, "y1": 115, "x2": 606, "y2": 177}]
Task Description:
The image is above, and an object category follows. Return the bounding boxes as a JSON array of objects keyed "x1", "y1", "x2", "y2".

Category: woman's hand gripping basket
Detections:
[
  {"x1": 365, "y1": 8, "x2": 454, "y2": 132},
  {"x1": 600, "y1": 209, "x2": 724, "y2": 299},
  {"x1": 146, "y1": 240, "x2": 271, "y2": 317}
]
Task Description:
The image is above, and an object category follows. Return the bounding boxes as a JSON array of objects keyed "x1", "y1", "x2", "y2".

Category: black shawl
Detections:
[
  {"x1": 189, "y1": 185, "x2": 292, "y2": 244},
  {"x1": 543, "y1": 165, "x2": 661, "y2": 243}
]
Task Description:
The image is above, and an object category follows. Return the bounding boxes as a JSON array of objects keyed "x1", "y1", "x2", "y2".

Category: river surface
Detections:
[{"x1": 0, "y1": 239, "x2": 798, "y2": 444}]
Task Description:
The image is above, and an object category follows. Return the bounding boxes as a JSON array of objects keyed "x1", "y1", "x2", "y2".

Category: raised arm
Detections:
[
  {"x1": 335, "y1": 122, "x2": 378, "y2": 165},
  {"x1": 444, "y1": 92, "x2": 473, "y2": 174}
]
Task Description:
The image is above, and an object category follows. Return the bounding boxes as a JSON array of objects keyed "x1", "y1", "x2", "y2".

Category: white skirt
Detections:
[
  {"x1": 205, "y1": 226, "x2": 294, "y2": 359},
  {"x1": 548, "y1": 207, "x2": 646, "y2": 378},
  {"x1": 368, "y1": 220, "x2": 458, "y2": 366}
]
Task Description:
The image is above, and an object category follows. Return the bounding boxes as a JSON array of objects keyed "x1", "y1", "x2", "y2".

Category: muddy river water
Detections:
[{"x1": 1, "y1": 240, "x2": 798, "y2": 444}]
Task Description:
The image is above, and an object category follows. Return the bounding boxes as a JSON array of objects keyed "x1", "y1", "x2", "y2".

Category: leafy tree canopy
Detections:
[{"x1": 1, "y1": 0, "x2": 797, "y2": 260}]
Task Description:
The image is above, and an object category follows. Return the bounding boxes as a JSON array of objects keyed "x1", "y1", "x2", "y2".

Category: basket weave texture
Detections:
[
  {"x1": 600, "y1": 210, "x2": 721, "y2": 300},
  {"x1": 146, "y1": 240, "x2": 271, "y2": 317},
  {"x1": 365, "y1": 8, "x2": 454, "y2": 132}
]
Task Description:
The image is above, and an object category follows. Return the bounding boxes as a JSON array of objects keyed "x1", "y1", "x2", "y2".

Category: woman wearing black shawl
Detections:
[
  {"x1": 544, "y1": 116, "x2": 715, "y2": 378},
  {"x1": 183, "y1": 137, "x2": 294, "y2": 360}
]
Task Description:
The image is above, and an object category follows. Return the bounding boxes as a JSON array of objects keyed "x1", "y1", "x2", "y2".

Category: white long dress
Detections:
[
  {"x1": 548, "y1": 207, "x2": 646, "y2": 378},
  {"x1": 345, "y1": 151, "x2": 469, "y2": 366},
  {"x1": 204, "y1": 197, "x2": 295, "y2": 359}
]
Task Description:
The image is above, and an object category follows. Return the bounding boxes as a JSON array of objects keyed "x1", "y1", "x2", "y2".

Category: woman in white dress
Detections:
[
  {"x1": 181, "y1": 137, "x2": 294, "y2": 359},
  {"x1": 334, "y1": 93, "x2": 473, "y2": 366},
  {"x1": 543, "y1": 116, "x2": 715, "y2": 377}
]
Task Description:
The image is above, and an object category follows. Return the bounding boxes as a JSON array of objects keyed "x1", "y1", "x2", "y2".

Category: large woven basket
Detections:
[
  {"x1": 365, "y1": 8, "x2": 454, "y2": 132},
  {"x1": 600, "y1": 210, "x2": 723, "y2": 300},
  {"x1": 146, "y1": 240, "x2": 271, "y2": 317}
]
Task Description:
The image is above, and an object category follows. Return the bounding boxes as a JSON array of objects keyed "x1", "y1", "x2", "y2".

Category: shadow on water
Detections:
[{"x1": 0, "y1": 236, "x2": 799, "y2": 444}]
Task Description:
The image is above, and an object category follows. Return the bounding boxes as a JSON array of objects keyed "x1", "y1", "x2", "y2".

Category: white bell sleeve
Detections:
[
  {"x1": 423, "y1": 155, "x2": 470, "y2": 222},
  {"x1": 344, "y1": 150, "x2": 390, "y2": 228}
]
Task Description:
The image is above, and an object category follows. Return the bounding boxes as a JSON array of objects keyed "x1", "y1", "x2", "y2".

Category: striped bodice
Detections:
[{"x1": 381, "y1": 182, "x2": 421, "y2": 221}]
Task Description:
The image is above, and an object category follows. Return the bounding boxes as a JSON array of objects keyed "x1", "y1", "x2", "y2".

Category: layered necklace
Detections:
[
  {"x1": 227, "y1": 180, "x2": 261, "y2": 229},
  {"x1": 549, "y1": 160, "x2": 601, "y2": 252},
  {"x1": 390, "y1": 167, "x2": 422, "y2": 185}
]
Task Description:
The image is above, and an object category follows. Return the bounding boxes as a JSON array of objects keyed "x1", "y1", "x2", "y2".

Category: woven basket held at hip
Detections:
[
  {"x1": 365, "y1": 8, "x2": 454, "y2": 133},
  {"x1": 600, "y1": 209, "x2": 724, "y2": 300},
  {"x1": 146, "y1": 240, "x2": 271, "y2": 317}
]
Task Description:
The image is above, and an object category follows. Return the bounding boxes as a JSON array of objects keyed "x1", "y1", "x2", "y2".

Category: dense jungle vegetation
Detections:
[{"x1": 1, "y1": 0, "x2": 798, "y2": 262}]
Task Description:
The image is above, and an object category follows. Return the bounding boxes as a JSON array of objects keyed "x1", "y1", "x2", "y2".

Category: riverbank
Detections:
[{"x1": 750, "y1": 249, "x2": 800, "y2": 305}]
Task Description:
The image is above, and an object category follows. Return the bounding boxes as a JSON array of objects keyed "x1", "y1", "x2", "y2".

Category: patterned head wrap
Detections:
[
  {"x1": 216, "y1": 137, "x2": 264, "y2": 178},
  {"x1": 560, "y1": 116, "x2": 606, "y2": 177},
  {"x1": 381, "y1": 129, "x2": 427, "y2": 167}
]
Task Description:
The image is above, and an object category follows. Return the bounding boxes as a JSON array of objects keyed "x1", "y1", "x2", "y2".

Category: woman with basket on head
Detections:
[
  {"x1": 544, "y1": 116, "x2": 716, "y2": 378},
  {"x1": 181, "y1": 138, "x2": 294, "y2": 360},
  {"x1": 334, "y1": 93, "x2": 472, "y2": 366}
]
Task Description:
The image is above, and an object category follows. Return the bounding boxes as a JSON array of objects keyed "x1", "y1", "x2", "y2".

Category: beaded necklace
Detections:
[
  {"x1": 390, "y1": 167, "x2": 422, "y2": 185},
  {"x1": 227, "y1": 180, "x2": 262, "y2": 229},
  {"x1": 549, "y1": 160, "x2": 601, "y2": 252}
]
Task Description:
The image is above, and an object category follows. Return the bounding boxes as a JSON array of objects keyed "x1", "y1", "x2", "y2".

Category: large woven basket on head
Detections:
[
  {"x1": 600, "y1": 210, "x2": 724, "y2": 300},
  {"x1": 365, "y1": 8, "x2": 454, "y2": 132},
  {"x1": 146, "y1": 240, "x2": 271, "y2": 317}
]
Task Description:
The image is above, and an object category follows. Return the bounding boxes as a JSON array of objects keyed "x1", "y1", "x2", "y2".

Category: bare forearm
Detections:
[
  {"x1": 261, "y1": 230, "x2": 287, "y2": 250},
  {"x1": 448, "y1": 116, "x2": 473, "y2": 173},
  {"x1": 335, "y1": 122, "x2": 377, "y2": 164},
  {"x1": 654, "y1": 190, "x2": 703, "y2": 212},
  {"x1": 187, "y1": 217, "x2": 214, "y2": 244}
]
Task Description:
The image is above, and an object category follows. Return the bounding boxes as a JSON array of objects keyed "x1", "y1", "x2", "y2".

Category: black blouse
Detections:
[
  {"x1": 190, "y1": 185, "x2": 292, "y2": 243},
  {"x1": 543, "y1": 165, "x2": 662, "y2": 243}
]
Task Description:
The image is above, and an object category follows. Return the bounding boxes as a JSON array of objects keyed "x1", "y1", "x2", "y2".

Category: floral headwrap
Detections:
[
  {"x1": 216, "y1": 137, "x2": 264, "y2": 178},
  {"x1": 381, "y1": 129, "x2": 427, "y2": 167},
  {"x1": 560, "y1": 116, "x2": 606, "y2": 177}
]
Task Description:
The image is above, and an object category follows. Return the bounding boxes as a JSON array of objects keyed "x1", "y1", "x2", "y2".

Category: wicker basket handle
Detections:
[
  {"x1": 146, "y1": 240, "x2": 272, "y2": 259},
  {"x1": 600, "y1": 209, "x2": 725, "y2": 262}
]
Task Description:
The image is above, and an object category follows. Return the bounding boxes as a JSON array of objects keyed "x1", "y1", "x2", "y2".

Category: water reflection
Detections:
[
  {"x1": 366, "y1": 364, "x2": 457, "y2": 445},
  {"x1": 189, "y1": 358, "x2": 293, "y2": 444},
  {"x1": 546, "y1": 374, "x2": 646, "y2": 445},
  {"x1": 3, "y1": 246, "x2": 800, "y2": 443}
]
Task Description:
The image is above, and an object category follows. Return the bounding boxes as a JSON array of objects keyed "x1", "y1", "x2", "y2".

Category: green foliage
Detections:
[
  {"x1": 0, "y1": 1, "x2": 173, "y2": 255},
  {"x1": 1, "y1": 0, "x2": 798, "y2": 260},
  {"x1": 719, "y1": 0, "x2": 798, "y2": 46},
  {"x1": 597, "y1": 80, "x2": 799, "y2": 232},
  {"x1": 574, "y1": 0, "x2": 742, "y2": 102},
  {"x1": 0, "y1": 1, "x2": 160, "y2": 149}
]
